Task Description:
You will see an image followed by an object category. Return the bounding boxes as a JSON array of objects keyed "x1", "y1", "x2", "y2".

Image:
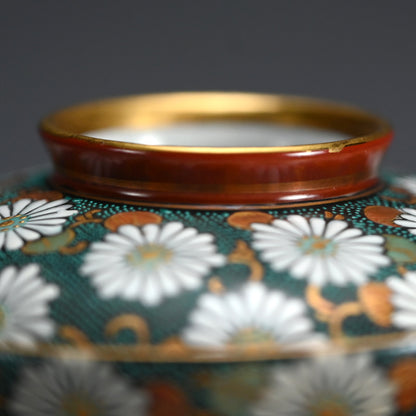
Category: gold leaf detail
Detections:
[
  {"x1": 227, "y1": 211, "x2": 273, "y2": 230},
  {"x1": 71, "y1": 209, "x2": 102, "y2": 228},
  {"x1": 328, "y1": 302, "x2": 363, "y2": 340},
  {"x1": 208, "y1": 277, "x2": 225, "y2": 293},
  {"x1": 59, "y1": 240, "x2": 88, "y2": 255},
  {"x1": 358, "y1": 282, "x2": 393, "y2": 327},
  {"x1": 59, "y1": 326, "x2": 93, "y2": 348},
  {"x1": 306, "y1": 285, "x2": 335, "y2": 319},
  {"x1": 104, "y1": 211, "x2": 162, "y2": 232},
  {"x1": 105, "y1": 314, "x2": 150, "y2": 344},
  {"x1": 228, "y1": 240, "x2": 263, "y2": 281},
  {"x1": 364, "y1": 206, "x2": 401, "y2": 227}
]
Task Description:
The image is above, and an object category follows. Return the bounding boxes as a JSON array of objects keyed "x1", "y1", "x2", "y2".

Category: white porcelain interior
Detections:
[{"x1": 84, "y1": 122, "x2": 350, "y2": 147}]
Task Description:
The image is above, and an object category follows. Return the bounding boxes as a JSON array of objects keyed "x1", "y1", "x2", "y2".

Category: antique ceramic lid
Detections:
[
  {"x1": 40, "y1": 92, "x2": 392, "y2": 208},
  {"x1": 2, "y1": 92, "x2": 412, "y2": 361},
  {"x1": 5, "y1": 93, "x2": 416, "y2": 415}
]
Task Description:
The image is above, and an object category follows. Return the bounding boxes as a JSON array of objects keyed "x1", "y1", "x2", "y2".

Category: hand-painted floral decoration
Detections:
[
  {"x1": 394, "y1": 208, "x2": 416, "y2": 236},
  {"x1": 0, "y1": 172, "x2": 415, "y2": 415},
  {"x1": 10, "y1": 360, "x2": 148, "y2": 416},
  {"x1": 81, "y1": 222, "x2": 226, "y2": 306},
  {"x1": 252, "y1": 354, "x2": 396, "y2": 416},
  {"x1": 0, "y1": 264, "x2": 59, "y2": 347},
  {"x1": 182, "y1": 281, "x2": 324, "y2": 348},
  {"x1": 0, "y1": 198, "x2": 77, "y2": 250},
  {"x1": 386, "y1": 271, "x2": 416, "y2": 330},
  {"x1": 252, "y1": 215, "x2": 390, "y2": 286}
]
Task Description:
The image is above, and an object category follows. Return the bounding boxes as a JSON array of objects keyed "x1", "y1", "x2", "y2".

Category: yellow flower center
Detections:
[
  {"x1": 61, "y1": 394, "x2": 100, "y2": 416},
  {"x1": 298, "y1": 236, "x2": 337, "y2": 256},
  {"x1": 0, "y1": 215, "x2": 28, "y2": 231},
  {"x1": 312, "y1": 240, "x2": 329, "y2": 250},
  {"x1": 229, "y1": 327, "x2": 275, "y2": 345},
  {"x1": 0, "y1": 219, "x2": 14, "y2": 227},
  {"x1": 126, "y1": 244, "x2": 172, "y2": 270},
  {"x1": 310, "y1": 396, "x2": 351, "y2": 416}
]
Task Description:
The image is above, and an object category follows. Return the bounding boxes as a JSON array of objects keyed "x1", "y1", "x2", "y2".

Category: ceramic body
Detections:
[{"x1": 0, "y1": 93, "x2": 415, "y2": 416}]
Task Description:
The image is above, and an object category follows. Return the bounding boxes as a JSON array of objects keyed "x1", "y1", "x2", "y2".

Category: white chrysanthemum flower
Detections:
[
  {"x1": 81, "y1": 222, "x2": 226, "y2": 306},
  {"x1": 252, "y1": 355, "x2": 396, "y2": 416},
  {"x1": 10, "y1": 360, "x2": 148, "y2": 416},
  {"x1": 0, "y1": 264, "x2": 59, "y2": 347},
  {"x1": 182, "y1": 281, "x2": 325, "y2": 349},
  {"x1": 252, "y1": 215, "x2": 389, "y2": 286},
  {"x1": 386, "y1": 271, "x2": 416, "y2": 329},
  {"x1": 0, "y1": 198, "x2": 78, "y2": 250},
  {"x1": 394, "y1": 207, "x2": 416, "y2": 235},
  {"x1": 395, "y1": 175, "x2": 416, "y2": 195}
]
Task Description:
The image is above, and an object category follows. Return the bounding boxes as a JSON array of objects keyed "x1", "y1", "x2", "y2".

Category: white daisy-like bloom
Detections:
[
  {"x1": 0, "y1": 264, "x2": 59, "y2": 347},
  {"x1": 182, "y1": 281, "x2": 325, "y2": 349},
  {"x1": 10, "y1": 360, "x2": 148, "y2": 416},
  {"x1": 0, "y1": 198, "x2": 78, "y2": 250},
  {"x1": 252, "y1": 215, "x2": 389, "y2": 287},
  {"x1": 394, "y1": 207, "x2": 416, "y2": 235},
  {"x1": 386, "y1": 271, "x2": 416, "y2": 329},
  {"x1": 81, "y1": 222, "x2": 226, "y2": 306},
  {"x1": 252, "y1": 354, "x2": 396, "y2": 416}
]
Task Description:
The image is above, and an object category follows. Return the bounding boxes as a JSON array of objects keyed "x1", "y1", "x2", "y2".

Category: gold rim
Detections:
[
  {"x1": 0, "y1": 331, "x2": 410, "y2": 363},
  {"x1": 40, "y1": 92, "x2": 392, "y2": 154}
]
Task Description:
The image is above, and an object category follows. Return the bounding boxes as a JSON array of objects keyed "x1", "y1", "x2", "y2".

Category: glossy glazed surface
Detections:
[
  {"x1": 40, "y1": 93, "x2": 392, "y2": 207},
  {"x1": 2, "y1": 93, "x2": 411, "y2": 415},
  {"x1": 0, "y1": 170, "x2": 416, "y2": 415}
]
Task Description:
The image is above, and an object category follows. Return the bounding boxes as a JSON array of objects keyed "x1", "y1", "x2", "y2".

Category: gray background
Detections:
[{"x1": 1, "y1": 1, "x2": 415, "y2": 174}]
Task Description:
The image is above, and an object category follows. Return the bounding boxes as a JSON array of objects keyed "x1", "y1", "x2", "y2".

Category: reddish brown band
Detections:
[{"x1": 39, "y1": 93, "x2": 393, "y2": 208}]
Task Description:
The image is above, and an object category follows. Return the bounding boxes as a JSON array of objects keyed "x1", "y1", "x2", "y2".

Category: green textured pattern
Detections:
[
  {"x1": 0, "y1": 172, "x2": 413, "y2": 345},
  {"x1": 0, "y1": 171, "x2": 416, "y2": 415}
]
